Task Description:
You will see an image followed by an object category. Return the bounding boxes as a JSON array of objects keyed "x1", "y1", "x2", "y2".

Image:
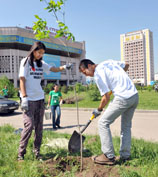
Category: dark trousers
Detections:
[
  {"x1": 18, "y1": 99, "x2": 45, "y2": 157},
  {"x1": 51, "y1": 105, "x2": 61, "y2": 128}
]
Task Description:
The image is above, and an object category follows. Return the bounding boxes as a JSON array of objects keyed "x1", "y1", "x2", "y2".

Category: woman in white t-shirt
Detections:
[{"x1": 18, "y1": 41, "x2": 72, "y2": 161}]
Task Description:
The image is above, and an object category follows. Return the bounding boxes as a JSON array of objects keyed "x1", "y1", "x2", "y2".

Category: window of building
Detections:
[{"x1": 0, "y1": 55, "x2": 11, "y2": 73}]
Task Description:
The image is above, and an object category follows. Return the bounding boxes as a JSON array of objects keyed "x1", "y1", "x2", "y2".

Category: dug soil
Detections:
[{"x1": 42, "y1": 156, "x2": 120, "y2": 177}]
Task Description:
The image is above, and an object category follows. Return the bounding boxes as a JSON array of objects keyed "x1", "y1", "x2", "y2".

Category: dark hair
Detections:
[
  {"x1": 52, "y1": 84, "x2": 58, "y2": 90},
  {"x1": 24, "y1": 41, "x2": 46, "y2": 68},
  {"x1": 79, "y1": 59, "x2": 95, "y2": 71}
]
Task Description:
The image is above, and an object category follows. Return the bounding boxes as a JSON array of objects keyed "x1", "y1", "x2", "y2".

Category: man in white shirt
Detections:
[{"x1": 79, "y1": 59, "x2": 138, "y2": 165}]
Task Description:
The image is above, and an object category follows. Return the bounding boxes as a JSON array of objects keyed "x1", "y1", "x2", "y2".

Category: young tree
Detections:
[
  {"x1": 33, "y1": 0, "x2": 75, "y2": 41},
  {"x1": 33, "y1": 1, "x2": 84, "y2": 171}
]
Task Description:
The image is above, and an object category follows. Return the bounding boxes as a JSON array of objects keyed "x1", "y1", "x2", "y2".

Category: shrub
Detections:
[
  {"x1": 68, "y1": 85, "x2": 74, "y2": 91},
  {"x1": 0, "y1": 76, "x2": 16, "y2": 98},
  {"x1": 88, "y1": 84, "x2": 101, "y2": 101},
  {"x1": 75, "y1": 83, "x2": 85, "y2": 93},
  {"x1": 147, "y1": 85, "x2": 152, "y2": 92},
  {"x1": 61, "y1": 85, "x2": 68, "y2": 93},
  {"x1": 44, "y1": 83, "x2": 54, "y2": 94}
]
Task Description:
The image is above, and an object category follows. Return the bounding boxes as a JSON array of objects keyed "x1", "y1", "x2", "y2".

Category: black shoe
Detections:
[
  {"x1": 53, "y1": 126, "x2": 57, "y2": 130},
  {"x1": 56, "y1": 124, "x2": 61, "y2": 128}
]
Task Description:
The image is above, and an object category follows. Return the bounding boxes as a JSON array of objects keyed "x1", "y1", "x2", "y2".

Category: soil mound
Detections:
[{"x1": 42, "y1": 156, "x2": 120, "y2": 177}]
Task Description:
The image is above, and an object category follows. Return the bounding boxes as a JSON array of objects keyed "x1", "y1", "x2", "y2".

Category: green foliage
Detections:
[
  {"x1": 32, "y1": 15, "x2": 50, "y2": 40},
  {"x1": 33, "y1": 0, "x2": 75, "y2": 41},
  {"x1": 68, "y1": 85, "x2": 74, "y2": 91},
  {"x1": 147, "y1": 85, "x2": 153, "y2": 92},
  {"x1": 135, "y1": 84, "x2": 141, "y2": 90},
  {"x1": 0, "y1": 76, "x2": 16, "y2": 98},
  {"x1": 75, "y1": 83, "x2": 85, "y2": 93},
  {"x1": 44, "y1": 83, "x2": 54, "y2": 94},
  {"x1": 55, "y1": 21, "x2": 75, "y2": 41},
  {"x1": 44, "y1": 0, "x2": 64, "y2": 12},
  {"x1": 61, "y1": 85, "x2": 68, "y2": 93},
  {"x1": 88, "y1": 84, "x2": 101, "y2": 101}
]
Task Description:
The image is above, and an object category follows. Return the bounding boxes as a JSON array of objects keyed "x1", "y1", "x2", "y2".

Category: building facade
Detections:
[
  {"x1": 120, "y1": 29, "x2": 154, "y2": 85},
  {"x1": 0, "y1": 27, "x2": 86, "y2": 88}
]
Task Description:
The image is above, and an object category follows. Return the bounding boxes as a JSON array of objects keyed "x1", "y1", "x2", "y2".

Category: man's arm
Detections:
[{"x1": 98, "y1": 92, "x2": 110, "y2": 111}]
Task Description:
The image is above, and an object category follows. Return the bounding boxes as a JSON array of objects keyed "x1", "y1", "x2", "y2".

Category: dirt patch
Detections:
[{"x1": 42, "y1": 156, "x2": 120, "y2": 177}]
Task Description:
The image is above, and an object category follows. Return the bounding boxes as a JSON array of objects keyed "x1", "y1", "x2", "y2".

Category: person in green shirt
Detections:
[
  {"x1": 48, "y1": 84, "x2": 63, "y2": 129},
  {"x1": 0, "y1": 86, "x2": 8, "y2": 98}
]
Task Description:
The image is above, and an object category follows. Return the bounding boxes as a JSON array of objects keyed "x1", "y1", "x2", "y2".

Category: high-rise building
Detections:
[{"x1": 120, "y1": 29, "x2": 154, "y2": 85}]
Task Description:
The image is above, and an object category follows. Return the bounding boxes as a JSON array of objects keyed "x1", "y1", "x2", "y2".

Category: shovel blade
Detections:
[{"x1": 68, "y1": 130, "x2": 85, "y2": 153}]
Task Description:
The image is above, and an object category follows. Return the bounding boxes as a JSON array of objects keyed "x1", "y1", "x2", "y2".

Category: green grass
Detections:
[
  {"x1": 9, "y1": 89, "x2": 158, "y2": 110},
  {"x1": 1, "y1": 125, "x2": 158, "y2": 177},
  {"x1": 60, "y1": 90, "x2": 158, "y2": 110}
]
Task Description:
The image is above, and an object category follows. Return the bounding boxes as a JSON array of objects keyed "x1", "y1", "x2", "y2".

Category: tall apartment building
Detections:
[
  {"x1": 0, "y1": 27, "x2": 86, "y2": 88},
  {"x1": 120, "y1": 29, "x2": 154, "y2": 85}
]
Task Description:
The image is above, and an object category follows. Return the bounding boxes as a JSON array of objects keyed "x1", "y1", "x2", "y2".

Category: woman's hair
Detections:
[
  {"x1": 24, "y1": 41, "x2": 46, "y2": 68},
  {"x1": 52, "y1": 84, "x2": 59, "y2": 90}
]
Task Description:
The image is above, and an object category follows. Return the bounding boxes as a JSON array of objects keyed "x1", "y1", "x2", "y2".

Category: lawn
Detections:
[
  {"x1": 55, "y1": 90, "x2": 158, "y2": 110},
  {"x1": 1, "y1": 124, "x2": 158, "y2": 177},
  {"x1": 10, "y1": 90, "x2": 158, "y2": 110}
]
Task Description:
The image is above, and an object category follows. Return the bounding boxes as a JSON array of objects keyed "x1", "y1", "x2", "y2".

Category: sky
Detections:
[{"x1": 0, "y1": 0, "x2": 158, "y2": 73}]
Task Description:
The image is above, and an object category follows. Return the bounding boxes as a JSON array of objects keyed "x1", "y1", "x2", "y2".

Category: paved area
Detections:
[{"x1": 0, "y1": 108, "x2": 158, "y2": 142}]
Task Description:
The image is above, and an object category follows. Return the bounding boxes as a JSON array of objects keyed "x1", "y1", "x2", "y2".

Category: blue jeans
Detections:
[
  {"x1": 98, "y1": 93, "x2": 139, "y2": 159},
  {"x1": 51, "y1": 105, "x2": 61, "y2": 128}
]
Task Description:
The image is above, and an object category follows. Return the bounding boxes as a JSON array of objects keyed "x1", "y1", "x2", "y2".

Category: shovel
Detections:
[
  {"x1": 68, "y1": 91, "x2": 112, "y2": 153},
  {"x1": 68, "y1": 114, "x2": 95, "y2": 153}
]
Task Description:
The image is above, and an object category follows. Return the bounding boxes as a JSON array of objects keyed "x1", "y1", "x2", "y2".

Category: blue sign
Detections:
[
  {"x1": 43, "y1": 54, "x2": 61, "y2": 79},
  {"x1": 0, "y1": 35, "x2": 82, "y2": 54},
  {"x1": 150, "y1": 81, "x2": 155, "y2": 86}
]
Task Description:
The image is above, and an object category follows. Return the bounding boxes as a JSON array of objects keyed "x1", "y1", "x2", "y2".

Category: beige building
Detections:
[
  {"x1": 0, "y1": 27, "x2": 86, "y2": 88},
  {"x1": 120, "y1": 29, "x2": 154, "y2": 85}
]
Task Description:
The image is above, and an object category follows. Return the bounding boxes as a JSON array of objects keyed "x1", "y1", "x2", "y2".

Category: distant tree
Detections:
[
  {"x1": 44, "y1": 83, "x2": 54, "y2": 94},
  {"x1": 61, "y1": 85, "x2": 68, "y2": 93},
  {"x1": 88, "y1": 84, "x2": 101, "y2": 101},
  {"x1": 0, "y1": 76, "x2": 16, "y2": 98}
]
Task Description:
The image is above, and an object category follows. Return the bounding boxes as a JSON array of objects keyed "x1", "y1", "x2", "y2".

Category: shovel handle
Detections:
[
  {"x1": 80, "y1": 114, "x2": 95, "y2": 134},
  {"x1": 81, "y1": 119, "x2": 91, "y2": 134}
]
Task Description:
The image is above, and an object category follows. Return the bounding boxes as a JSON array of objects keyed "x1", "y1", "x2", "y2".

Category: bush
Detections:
[
  {"x1": 68, "y1": 85, "x2": 74, "y2": 91},
  {"x1": 88, "y1": 84, "x2": 101, "y2": 101},
  {"x1": 0, "y1": 76, "x2": 16, "y2": 98},
  {"x1": 61, "y1": 85, "x2": 68, "y2": 93},
  {"x1": 147, "y1": 85, "x2": 153, "y2": 92},
  {"x1": 75, "y1": 83, "x2": 85, "y2": 93},
  {"x1": 44, "y1": 83, "x2": 54, "y2": 94}
]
